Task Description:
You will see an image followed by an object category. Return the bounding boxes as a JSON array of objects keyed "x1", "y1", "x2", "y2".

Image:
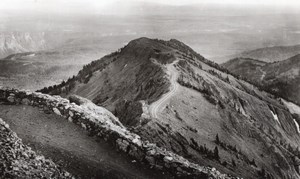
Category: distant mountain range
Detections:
[
  {"x1": 0, "y1": 49, "x2": 103, "y2": 91},
  {"x1": 225, "y1": 44, "x2": 300, "y2": 63},
  {"x1": 0, "y1": 32, "x2": 120, "y2": 90},
  {"x1": 0, "y1": 32, "x2": 48, "y2": 58},
  {"x1": 38, "y1": 37, "x2": 300, "y2": 179}
]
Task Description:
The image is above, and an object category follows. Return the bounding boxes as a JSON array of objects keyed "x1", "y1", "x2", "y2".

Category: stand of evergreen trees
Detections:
[{"x1": 190, "y1": 138, "x2": 220, "y2": 161}]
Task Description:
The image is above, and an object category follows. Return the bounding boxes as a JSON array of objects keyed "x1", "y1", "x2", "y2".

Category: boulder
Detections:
[
  {"x1": 53, "y1": 108, "x2": 61, "y2": 116},
  {"x1": 116, "y1": 139, "x2": 129, "y2": 152},
  {"x1": 21, "y1": 98, "x2": 31, "y2": 105},
  {"x1": 128, "y1": 145, "x2": 144, "y2": 160},
  {"x1": 7, "y1": 95, "x2": 15, "y2": 103},
  {"x1": 145, "y1": 156, "x2": 155, "y2": 165}
]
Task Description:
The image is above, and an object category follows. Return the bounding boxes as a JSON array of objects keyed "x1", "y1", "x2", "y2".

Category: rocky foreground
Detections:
[{"x1": 0, "y1": 117, "x2": 73, "y2": 178}]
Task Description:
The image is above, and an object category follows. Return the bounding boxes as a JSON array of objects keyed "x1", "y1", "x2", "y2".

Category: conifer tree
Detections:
[
  {"x1": 215, "y1": 134, "x2": 220, "y2": 144},
  {"x1": 214, "y1": 146, "x2": 220, "y2": 161},
  {"x1": 231, "y1": 158, "x2": 236, "y2": 167}
]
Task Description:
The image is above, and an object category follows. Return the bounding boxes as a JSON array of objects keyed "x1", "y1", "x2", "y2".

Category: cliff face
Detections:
[{"x1": 39, "y1": 37, "x2": 300, "y2": 178}]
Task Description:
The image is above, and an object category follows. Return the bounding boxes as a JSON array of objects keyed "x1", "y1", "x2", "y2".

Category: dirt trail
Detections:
[
  {"x1": 0, "y1": 105, "x2": 169, "y2": 179},
  {"x1": 149, "y1": 61, "x2": 179, "y2": 118}
]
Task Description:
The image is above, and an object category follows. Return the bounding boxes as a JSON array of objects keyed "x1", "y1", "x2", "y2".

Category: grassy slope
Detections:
[
  {"x1": 51, "y1": 38, "x2": 174, "y2": 112},
  {"x1": 135, "y1": 53, "x2": 300, "y2": 178},
  {"x1": 222, "y1": 55, "x2": 300, "y2": 106},
  {"x1": 42, "y1": 37, "x2": 300, "y2": 178}
]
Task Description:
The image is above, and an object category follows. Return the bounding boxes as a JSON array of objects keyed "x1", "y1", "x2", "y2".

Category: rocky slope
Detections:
[
  {"x1": 222, "y1": 55, "x2": 300, "y2": 105},
  {"x1": 0, "y1": 118, "x2": 73, "y2": 178},
  {"x1": 39, "y1": 37, "x2": 300, "y2": 179},
  {"x1": 226, "y1": 44, "x2": 300, "y2": 63}
]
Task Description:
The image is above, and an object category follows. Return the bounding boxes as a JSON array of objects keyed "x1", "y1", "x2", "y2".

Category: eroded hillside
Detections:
[
  {"x1": 41, "y1": 37, "x2": 300, "y2": 179},
  {"x1": 222, "y1": 55, "x2": 300, "y2": 106}
]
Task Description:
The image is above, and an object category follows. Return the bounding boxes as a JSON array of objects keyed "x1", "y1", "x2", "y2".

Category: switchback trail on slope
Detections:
[
  {"x1": 0, "y1": 105, "x2": 169, "y2": 179},
  {"x1": 149, "y1": 61, "x2": 179, "y2": 119},
  {"x1": 258, "y1": 67, "x2": 266, "y2": 81}
]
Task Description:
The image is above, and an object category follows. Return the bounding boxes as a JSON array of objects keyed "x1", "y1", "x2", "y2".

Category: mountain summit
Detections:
[{"x1": 40, "y1": 37, "x2": 300, "y2": 178}]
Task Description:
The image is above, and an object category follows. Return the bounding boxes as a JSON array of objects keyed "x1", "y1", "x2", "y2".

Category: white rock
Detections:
[
  {"x1": 7, "y1": 96, "x2": 15, "y2": 103},
  {"x1": 164, "y1": 156, "x2": 173, "y2": 162},
  {"x1": 68, "y1": 117, "x2": 73, "y2": 123},
  {"x1": 53, "y1": 108, "x2": 61, "y2": 116},
  {"x1": 81, "y1": 123, "x2": 87, "y2": 130},
  {"x1": 69, "y1": 111, "x2": 74, "y2": 117},
  {"x1": 132, "y1": 138, "x2": 142, "y2": 147}
]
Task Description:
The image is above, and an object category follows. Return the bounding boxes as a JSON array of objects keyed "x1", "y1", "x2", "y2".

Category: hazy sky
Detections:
[
  {"x1": 148, "y1": 0, "x2": 300, "y2": 6},
  {"x1": 0, "y1": 0, "x2": 299, "y2": 61},
  {"x1": 1, "y1": 0, "x2": 300, "y2": 13},
  {"x1": 1, "y1": 0, "x2": 300, "y2": 6}
]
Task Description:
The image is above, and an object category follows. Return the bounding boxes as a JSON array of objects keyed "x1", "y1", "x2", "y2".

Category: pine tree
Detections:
[
  {"x1": 215, "y1": 134, "x2": 220, "y2": 144},
  {"x1": 259, "y1": 167, "x2": 266, "y2": 178},
  {"x1": 214, "y1": 146, "x2": 220, "y2": 161},
  {"x1": 251, "y1": 158, "x2": 257, "y2": 167},
  {"x1": 204, "y1": 144, "x2": 208, "y2": 154},
  {"x1": 268, "y1": 127, "x2": 273, "y2": 136},
  {"x1": 233, "y1": 145, "x2": 237, "y2": 152},
  {"x1": 221, "y1": 161, "x2": 228, "y2": 167},
  {"x1": 288, "y1": 143, "x2": 293, "y2": 152},
  {"x1": 259, "y1": 123, "x2": 264, "y2": 132},
  {"x1": 231, "y1": 158, "x2": 236, "y2": 167},
  {"x1": 226, "y1": 76, "x2": 230, "y2": 82}
]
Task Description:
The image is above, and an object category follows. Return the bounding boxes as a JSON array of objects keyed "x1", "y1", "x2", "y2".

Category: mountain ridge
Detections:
[
  {"x1": 224, "y1": 44, "x2": 300, "y2": 63},
  {"x1": 37, "y1": 37, "x2": 300, "y2": 178},
  {"x1": 222, "y1": 54, "x2": 300, "y2": 106}
]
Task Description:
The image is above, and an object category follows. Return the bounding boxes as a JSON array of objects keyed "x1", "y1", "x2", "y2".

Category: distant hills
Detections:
[
  {"x1": 0, "y1": 32, "x2": 48, "y2": 58},
  {"x1": 226, "y1": 44, "x2": 300, "y2": 63},
  {"x1": 39, "y1": 37, "x2": 300, "y2": 179},
  {"x1": 223, "y1": 53, "x2": 300, "y2": 106},
  {"x1": 0, "y1": 32, "x2": 116, "y2": 90}
]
